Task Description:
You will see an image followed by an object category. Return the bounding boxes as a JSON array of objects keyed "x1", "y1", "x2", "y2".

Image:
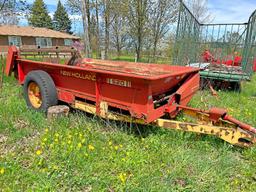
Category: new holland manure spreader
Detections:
[{"x1": 3, "y1": 46, "x2": 256, "y2": 147}]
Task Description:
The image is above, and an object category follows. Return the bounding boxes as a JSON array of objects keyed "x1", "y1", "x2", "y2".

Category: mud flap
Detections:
[{"x1": 5, "y1": 46, "x2": 18, "y2": 76}]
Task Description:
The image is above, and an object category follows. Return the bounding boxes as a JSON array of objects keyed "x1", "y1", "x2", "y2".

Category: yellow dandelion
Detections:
[
  {"x1": 118, "y1": 173, "x2": 127, "y2": 183},
  {"x1": 108, "y1": 141, "x2": 112, "y2": 146},
  {"x1": 114, "y1": 146, "x2": 119, "y2": 151},
  {"x1": 77, "y1": 143, "x2": 82, "y2": 149},
  {"x1": 45, "y1": 128, "x2": 49, "y2": 133},
  {"x1": 0, "y1": 168, "x2": 5, "y2": 174},
  {"x1": 53, "y1": 165, "x2": 58, "y2": 170},
  {"x1": 119, "y1": 144, "x2": 123, "y2": 148},
  {"x1": 36, "y1": 150, "x2": 42, "y2": 156},
  {"x1": 55, "y1": 133, "x2": 59, "y2": 137},
  {"x1": 88, "y1": 144, "x2": 95, "y2": 151},
  {"x1": 54, "y1": 138, "x2": 59, "y2": 143},
  {"x1": 41, "y1": 168, "x2": 48, "y2": 173}
]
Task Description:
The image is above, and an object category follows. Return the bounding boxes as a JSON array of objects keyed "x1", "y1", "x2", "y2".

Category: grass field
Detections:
[{"x1": 0, "y1": 67, "x2": 256, "y2": 191}]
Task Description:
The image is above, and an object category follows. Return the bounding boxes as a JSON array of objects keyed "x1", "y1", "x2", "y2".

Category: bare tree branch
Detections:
[{"x1": 0, "y1": 0, "x2": 7, "y2": 12}]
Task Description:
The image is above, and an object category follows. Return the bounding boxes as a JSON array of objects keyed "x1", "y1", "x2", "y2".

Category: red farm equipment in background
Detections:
[
  {"x1": 202, "y1": 50, "x2": 256, "y2": 72},
  {"x1": 3, "y1": 46, "x2": 256, "y2": 147},
  {"x1": 202, "y1": 50, "x2": 242, "y2": 67}
]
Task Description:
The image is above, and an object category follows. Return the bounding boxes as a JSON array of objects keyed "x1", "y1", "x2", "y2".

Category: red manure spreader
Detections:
[{"x1": 4, "y1": 46, "x2": 256, "y2": 147}]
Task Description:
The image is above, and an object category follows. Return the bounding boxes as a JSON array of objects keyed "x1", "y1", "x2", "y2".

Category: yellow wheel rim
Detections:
[{"x1": 28, "y1": 82, "x2": 42, "y2": 109}]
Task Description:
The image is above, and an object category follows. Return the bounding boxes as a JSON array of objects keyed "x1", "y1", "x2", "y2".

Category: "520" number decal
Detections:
[{"x1": 106, "y1": 78, "x2": 131, "y2": 87}]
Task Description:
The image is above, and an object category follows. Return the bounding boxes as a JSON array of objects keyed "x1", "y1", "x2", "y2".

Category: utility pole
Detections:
[{"x1": 81, "y1": 0, "x2": 92, "y2": 58}]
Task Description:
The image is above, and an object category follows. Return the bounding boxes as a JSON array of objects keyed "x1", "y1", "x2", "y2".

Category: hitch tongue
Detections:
[
  {"x1": 206, "y1": 107, "x2": 256, "y2": 134},
  {"x1": 167, "y1": 105, "x2": 256, "y2": 147},
  {"x1": 223, "y1": 115, "x2": 256, "y2": 134}
]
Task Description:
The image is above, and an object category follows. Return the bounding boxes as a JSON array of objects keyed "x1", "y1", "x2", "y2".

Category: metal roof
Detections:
[{"x1": 0, "y1": 25, "x2": 80, "y2": 40}]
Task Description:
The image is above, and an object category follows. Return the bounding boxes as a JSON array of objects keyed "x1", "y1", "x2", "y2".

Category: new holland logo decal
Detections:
[{"x1": 60, "y1": 70, "x2": 96, "y2": 81}]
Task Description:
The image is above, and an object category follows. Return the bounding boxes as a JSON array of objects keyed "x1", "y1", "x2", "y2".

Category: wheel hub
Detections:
[{"x1": 28, "y1": 82, "x2": 42, "y2": 109}]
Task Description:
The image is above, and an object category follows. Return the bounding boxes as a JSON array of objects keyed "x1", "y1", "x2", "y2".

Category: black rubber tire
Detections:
[
  {"x1": 232, "y1": 82, "x2": 242, "y2": 93},
  {"x1": 24, "y1": 70, "x2": 58, "y2": 112}
]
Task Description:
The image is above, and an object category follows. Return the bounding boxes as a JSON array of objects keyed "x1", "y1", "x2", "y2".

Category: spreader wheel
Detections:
[{"x1": 24, "y1": 70, "x2": 57, "y2": 112}]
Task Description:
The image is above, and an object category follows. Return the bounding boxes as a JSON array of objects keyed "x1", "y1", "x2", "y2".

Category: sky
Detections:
[
  {"x1": 208, "y1": 0, "x2": 256, "y2": 23},
  {"x1": 24, "y1": 0, "x2": 256, "y2": 33}
]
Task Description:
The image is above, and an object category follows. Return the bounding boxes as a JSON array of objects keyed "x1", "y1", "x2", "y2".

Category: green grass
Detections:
[
  {"x1": 112, "y1": 55, "x2": 171, "y2": 64},
  {"x1": 0, "y1": 70, "x2": 256, "y2": 191}
]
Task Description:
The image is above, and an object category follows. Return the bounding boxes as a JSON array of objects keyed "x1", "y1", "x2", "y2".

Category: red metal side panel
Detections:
[
  {"x1": 99, "y1": 74, "x2": 149, "y2": 119},
  {"x1": 57, "y1": 89, "x2": 75, "y2": 104},
  {"x1": 5, "y1": 46, "x2": 18, "y2": 76},
  {"x1": 17, "y1": 63, "x2": 25, "y2": 84},
  {"x1": 18, "y1": 61, "x2": 96, "y2": 98},
  {"x1": 175, "y1": 73, "x2": 200, "y2": 106},
  {"x1": 150, "y1": 75, "x2": 187, "y2": 96}
]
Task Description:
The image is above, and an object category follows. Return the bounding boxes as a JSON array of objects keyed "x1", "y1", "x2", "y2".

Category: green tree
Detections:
[
  {"x1": 53, "y1": 0, "x2": 72, "y2": 34},
  {"x1": 28, "y1": 0, "x2": 53, "y2": 29}
]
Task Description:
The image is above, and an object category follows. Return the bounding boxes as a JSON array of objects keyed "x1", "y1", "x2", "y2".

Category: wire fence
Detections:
[{"x1": 173, "y1": 0, "x2": 256, "y2": 89}]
